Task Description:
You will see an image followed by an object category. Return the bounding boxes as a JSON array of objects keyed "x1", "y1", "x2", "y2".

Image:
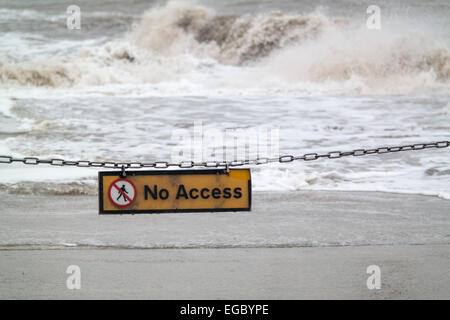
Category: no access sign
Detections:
[{"x1": 98, "y1": 169, "x2": 251, "y2": 214}]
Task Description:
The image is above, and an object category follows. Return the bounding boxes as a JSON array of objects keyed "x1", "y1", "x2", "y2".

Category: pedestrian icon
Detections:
[
  {"x1": 108, "y1": 178, "x2": 137, "y2": 208},
  {"x1": 117, "y1": 184, "x2": 129, "y2": 202}
]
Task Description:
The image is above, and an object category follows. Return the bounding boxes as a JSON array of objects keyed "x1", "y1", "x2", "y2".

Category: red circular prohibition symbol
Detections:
[{"x1": 108, "y1": 178, "x2": 137, "y2": 208}]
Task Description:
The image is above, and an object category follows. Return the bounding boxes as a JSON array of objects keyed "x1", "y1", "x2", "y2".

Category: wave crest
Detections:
[{"x1": 0, "y1": 1, "x2": 449, "y2": 94}]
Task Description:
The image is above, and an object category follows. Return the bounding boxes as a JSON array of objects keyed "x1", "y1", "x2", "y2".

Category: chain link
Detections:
[{"x1": 0, "y1": 141, "x2": 448, "y2": 169}]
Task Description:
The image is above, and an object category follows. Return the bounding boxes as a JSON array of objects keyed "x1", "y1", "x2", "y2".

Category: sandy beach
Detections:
[
  {"x1": 1, "y1": 190, "x2": 449, "y2": 299},
  {"x1": 0, "y1": 244, "x2": 449, "y2": 300}
]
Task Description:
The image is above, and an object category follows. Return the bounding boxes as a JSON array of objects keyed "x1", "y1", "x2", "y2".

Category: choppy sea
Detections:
[{"x1": 0, "y1": 0, "x2": 449, "y2": 199}]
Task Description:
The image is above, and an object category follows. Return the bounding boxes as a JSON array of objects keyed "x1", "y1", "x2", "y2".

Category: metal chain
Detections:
[{"x1": 0, "y1": 141, "x2": 448, "y2": 169}]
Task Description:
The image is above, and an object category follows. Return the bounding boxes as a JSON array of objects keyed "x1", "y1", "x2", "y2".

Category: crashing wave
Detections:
[{"x1": 0, "y1": 1, "x2": 449, "y2": 94}]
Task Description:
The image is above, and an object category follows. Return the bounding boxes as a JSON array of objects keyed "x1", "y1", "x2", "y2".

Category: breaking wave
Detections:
[{"x1": 1, "y1": 1, "x2": 449, "y2": 94}]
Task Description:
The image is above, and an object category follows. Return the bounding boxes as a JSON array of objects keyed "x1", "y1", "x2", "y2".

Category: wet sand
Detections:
[
  {"x1": 0, "y1": 244, "x2": 449, "y2": 299},
  {"x1": 0, "y1": 191, "x2": 449, "y2": 299}
]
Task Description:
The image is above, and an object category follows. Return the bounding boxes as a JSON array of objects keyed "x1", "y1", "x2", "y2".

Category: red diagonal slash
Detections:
[{"x1": 113, "y1": 182, "x2": 133, "y2": 203}]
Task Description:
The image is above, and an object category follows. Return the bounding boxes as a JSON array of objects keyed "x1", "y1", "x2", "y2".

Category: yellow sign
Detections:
[{"x1": 99, "y1": 169, "x2": 251, "y2": 214}]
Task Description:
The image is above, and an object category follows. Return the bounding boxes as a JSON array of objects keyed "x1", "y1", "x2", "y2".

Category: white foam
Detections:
[
  {"x1": 0, "y1": 98, "x2": 14, "y2": 118},
  {"x1": 252, "y1": 166, "x2": 450, "y2": 200},
  {"x1": 0, "y1": 163, "x2": 95, "y2": 184},
  {"x1": 1, "y1": 3, "x2": 449, "y2": 95}
]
